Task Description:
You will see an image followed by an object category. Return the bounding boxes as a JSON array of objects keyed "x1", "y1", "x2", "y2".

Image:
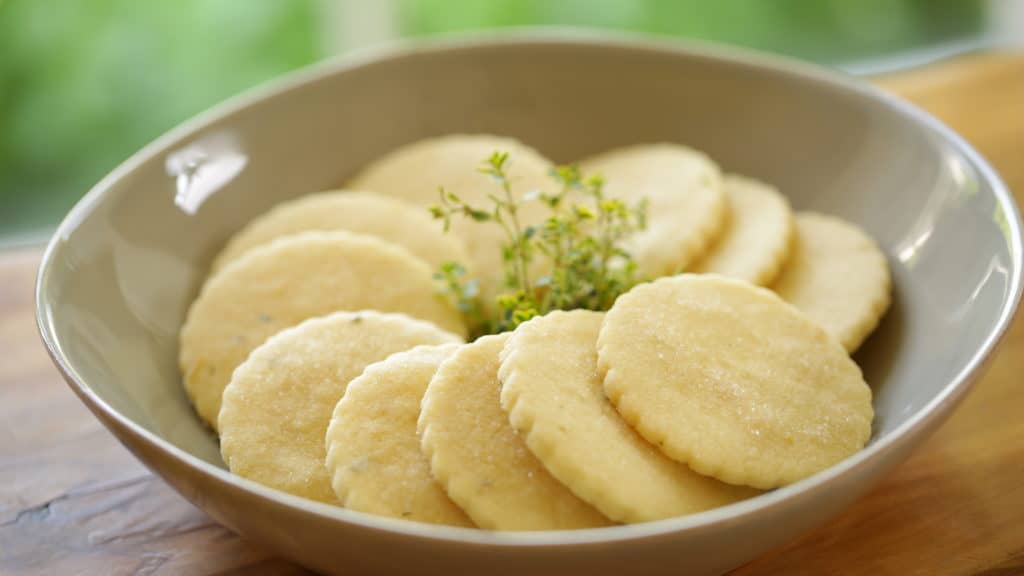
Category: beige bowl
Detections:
[{"x1": 36, "y1": 33, "x2": 1022, "y2": 575}]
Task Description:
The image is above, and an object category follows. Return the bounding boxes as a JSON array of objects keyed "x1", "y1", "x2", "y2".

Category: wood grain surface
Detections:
[{"x1": 2, "y1": 52, "x2": 1023, "y2": 575}]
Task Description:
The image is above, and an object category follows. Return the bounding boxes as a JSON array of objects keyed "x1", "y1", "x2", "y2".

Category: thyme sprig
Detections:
[{"x1": 432, "y1": 151, "x2": 647, "y2": 336}]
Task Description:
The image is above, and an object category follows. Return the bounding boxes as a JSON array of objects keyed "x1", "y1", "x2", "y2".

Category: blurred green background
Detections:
[{"x1": 0, "y1": 0, "x2": 990, "y2": 240}]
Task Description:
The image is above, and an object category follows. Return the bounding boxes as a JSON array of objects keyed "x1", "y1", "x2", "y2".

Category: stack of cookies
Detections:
[{"x1": 178, "y1": 134, "x2": 891, "y2": 529}]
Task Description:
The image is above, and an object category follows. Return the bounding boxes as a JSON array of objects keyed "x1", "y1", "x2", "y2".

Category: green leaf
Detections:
[
  {"x1": 467, "y1": 208, "x2": 492, "y2": 222},
  {"x1": 573, "y1": 205, "x2": 596, "y2": 220},
  {"x1": 488, "y1": 150, "x2": 509, "y2": 170}
]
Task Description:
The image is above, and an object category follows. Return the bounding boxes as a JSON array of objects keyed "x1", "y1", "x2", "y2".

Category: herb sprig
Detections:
[{"x1": 432, "y1": 152, "x2": 647, "y2": 336}]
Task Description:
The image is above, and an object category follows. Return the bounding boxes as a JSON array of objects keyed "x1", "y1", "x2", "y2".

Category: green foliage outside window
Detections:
[{"x1": 0, "y1": 0, "x2": 983, "y2": 239}]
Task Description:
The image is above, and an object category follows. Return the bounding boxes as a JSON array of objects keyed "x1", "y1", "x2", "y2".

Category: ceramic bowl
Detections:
[{"x1": 36, "y1": 34, "x2": 1022, "y2": 575}]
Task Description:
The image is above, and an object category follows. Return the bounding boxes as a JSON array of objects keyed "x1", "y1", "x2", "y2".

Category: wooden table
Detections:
[{"x1": 3, "y1": 53, "x2": 1023, "y2": 575}]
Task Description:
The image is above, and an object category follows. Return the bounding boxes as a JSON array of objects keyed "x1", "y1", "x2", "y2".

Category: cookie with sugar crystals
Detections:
[
  {"x1": 325, "y1": 343, "x2": 474, "y2": 526},
  {"x1": 418, "y1": 333, "x2": 610, "y2": 530},
  {"x1": 580, "y1": 143, "x2": 727, "y2": 277},
  {"x1": 772, "y1": 212, "x2": 891, "y2": 353},
  {"x1": 179, "y1": 230, "x2": 466, "y2": 429},
  {"x1": 348, "y1": 134, "x2": 554, "y2": 308},
  {"x1": 210, "y1": 190, "x2": 470, "y2": 274},
  {"x1": 690, "y1": 175, "x2": 793, "y2": 286},
  {"x1": 598, "y1": 274, "x2": 873, "y2": 489},
  {"x1": 499, "y1": 310, "x2": 759, "y2": 523},
  {"x1": 218, "y1": 311, "x2": 461, "y2": 504}
]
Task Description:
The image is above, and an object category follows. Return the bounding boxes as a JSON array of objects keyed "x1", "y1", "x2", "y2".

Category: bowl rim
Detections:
[{"x1": 35, "y1": 30, "x2": 1024, "y2": 547}]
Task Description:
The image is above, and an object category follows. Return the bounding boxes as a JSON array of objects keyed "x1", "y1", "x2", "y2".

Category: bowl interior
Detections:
[{"x1": 39, "y1": 39, "x2": 1020, "y2": 500}]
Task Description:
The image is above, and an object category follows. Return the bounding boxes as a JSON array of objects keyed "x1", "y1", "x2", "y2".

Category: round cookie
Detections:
[
  {"x1": 499, "y1": 310, "x2": 758, "y2": 523},
  {"x1": 348, "y1": 134, "x2": 554, "y2": 307},
  {"x1": 325, "y1": 344, "x2": 474, "y2": 526},
  {"x1": 598, "y1": 275, "x2": 874, "y2": 489},
  {"x1": 218, "y1": 311, "x2": 461, "y2": 504},
  {"x1": 772, "y1": 212, "x2": 891, "y2": 353},
  {"x1": 180, "y1": 230, "x2": 466, "y2": 429},
  {"x1": 211, "y1": 190, "x2": 470, "y2": 273},
  {"x1": 690, "y1": 175, "x2": 794, "y2": 285},
  {"x1": 580, "y1": 143, "x2": 727, "y2": 277},
  {"x1": 418, "y1": 334, "x2": 610, "y2": 530}
]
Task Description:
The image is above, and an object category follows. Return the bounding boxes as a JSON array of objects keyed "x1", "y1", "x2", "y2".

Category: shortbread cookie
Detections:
[
  {"x1": 580, "y1": 143, "x2": 727, "y2": 276},
  {"x1": 772, "y1": 212, "x2": 891, "y2": 352},
  {"x1": 418, "y1": 334, "x2": 610, "y2": 530},
  {"x1": 325, "y1": 344, "x2": 474, "y2": 526},
  {"x1": 499, "y1": 310, "x2": 758, "y2": 523},
  {"x1": 211, "y1": 190, "x2": 470, "y2": 273},
  {"x1": 218, "y1": 311, "x2": 461, "y2": 504},
  {"x1": 598, "y1": 275, "x2": 874, "y2": 489},
  {"x1": 180, "y1": 230, "x2": 466, "y2": 428},
  {"x1": 691, "y1": 175, "x2": 793, "y2": 285},
  {"x1": 348, "y1": 134, "x2": 554, "y2": 306}
]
